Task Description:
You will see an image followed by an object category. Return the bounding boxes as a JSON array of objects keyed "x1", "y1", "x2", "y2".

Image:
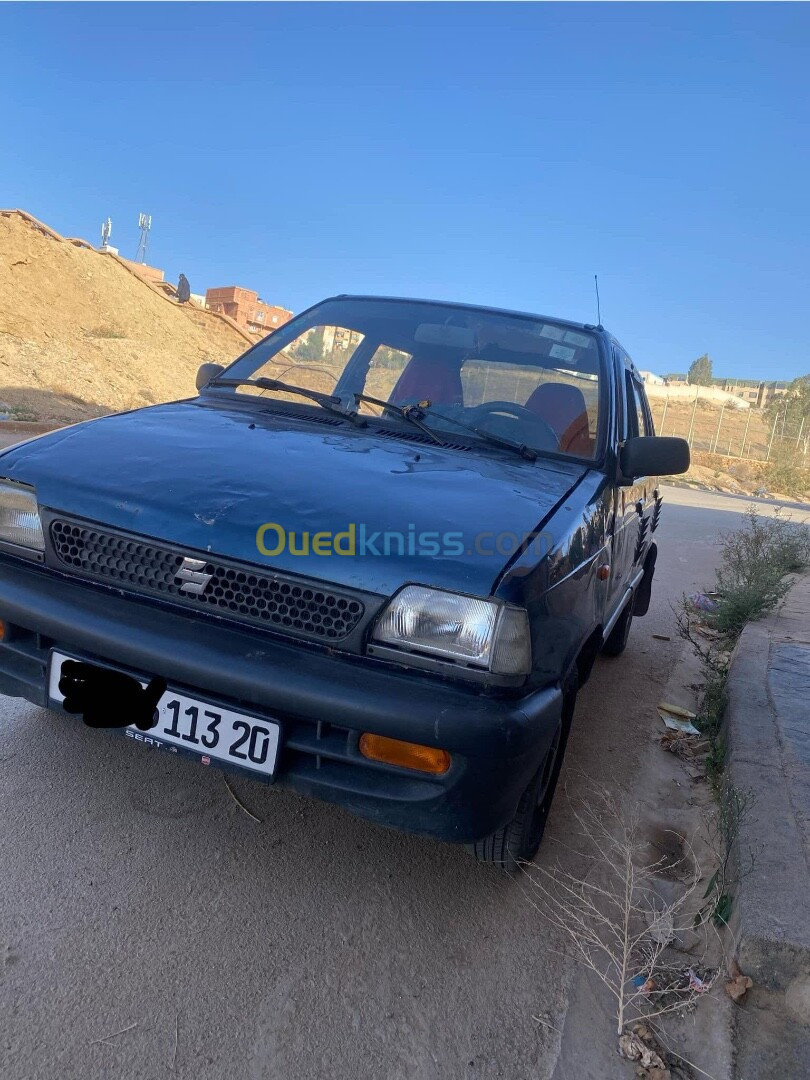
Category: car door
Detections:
[
  {"x1": 607, "y1": 352, "x2": 654, "y2": 610},
  {"x1": 622, "y1": 364, "x2": 657, "y2": 574}
]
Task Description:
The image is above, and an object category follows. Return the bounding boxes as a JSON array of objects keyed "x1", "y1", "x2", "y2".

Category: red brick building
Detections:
[{"x1": 205, "y1": 286, "x2": 292, "y2": 336}]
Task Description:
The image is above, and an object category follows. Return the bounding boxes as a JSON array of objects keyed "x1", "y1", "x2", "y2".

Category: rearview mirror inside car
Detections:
[
  {"x1": 196, "y1": 362, "x2": 225, "y2": 391},
  {"x1": 620, "y1": 436, "x2": 690, "y2": 480},
  {"x1": 414, "y1": 323, "x2": 476, "y2": 349}
]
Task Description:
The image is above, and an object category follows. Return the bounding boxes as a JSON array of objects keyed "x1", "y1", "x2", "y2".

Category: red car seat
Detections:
[
  {"x1": 525, "y1": 383, "x2": 592, "y2": 456},
  {"x1": 390, "y1": 353, "x2": 464, "y2": 407}
]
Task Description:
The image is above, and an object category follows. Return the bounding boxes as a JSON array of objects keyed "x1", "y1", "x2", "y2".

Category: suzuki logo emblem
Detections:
[{"x1": 175, "y1": 557, "x2": 213, "y2": 596}]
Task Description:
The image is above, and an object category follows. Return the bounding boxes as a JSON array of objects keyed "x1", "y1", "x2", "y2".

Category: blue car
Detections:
[{"x1": 0, "y1": 296, "x2": 688, "y2": 867}]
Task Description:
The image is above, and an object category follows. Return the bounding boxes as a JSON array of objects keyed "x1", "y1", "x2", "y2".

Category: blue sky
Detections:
[{"x1": 2, "y1": 2, "x2": 808, "y2": 380}]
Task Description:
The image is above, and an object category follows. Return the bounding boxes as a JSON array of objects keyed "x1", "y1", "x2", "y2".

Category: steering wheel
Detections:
[{"x1": 464, "y1": 401, "x2": 558, "y2": 448}]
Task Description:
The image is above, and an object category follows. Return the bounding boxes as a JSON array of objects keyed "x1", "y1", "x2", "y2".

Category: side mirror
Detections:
[
  {"x1": 620, "y1": 436, "x2": 690, "y2": 479},
  {"x1": 196, "y1": 362, "x2": 225, "y2": 391}
]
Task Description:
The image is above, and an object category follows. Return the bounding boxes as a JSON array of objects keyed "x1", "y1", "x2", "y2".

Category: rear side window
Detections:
[{"x1": 460, "y1": 358, "x2": 600, "y2": 444}]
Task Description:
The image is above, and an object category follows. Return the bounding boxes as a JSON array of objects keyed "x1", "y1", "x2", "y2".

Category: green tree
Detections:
[
  {"x1": 768, "y1": 375, "x2": 810, "y2": 423},
  {"x1": 766, "y1": 375, "x2": 810, "y2": 452},
  {"x1": 291, "y1": 326, "x2": 326, "y2": 361},
  {"x1": 687, "y1": 354, "x2": 713, "y2": 386},
  {"x1": 373, "y1": 345, "x2": 408, "y2": 369}
]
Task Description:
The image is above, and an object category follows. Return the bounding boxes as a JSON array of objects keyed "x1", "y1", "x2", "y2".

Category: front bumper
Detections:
[{"x1": 0, "y1": 558, "x2": 563, "y2": 844}]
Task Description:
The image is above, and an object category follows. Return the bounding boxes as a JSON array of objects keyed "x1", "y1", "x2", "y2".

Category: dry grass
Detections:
[{"x1": 522, "y1": 782, "x2": 722, "y2": 1039}]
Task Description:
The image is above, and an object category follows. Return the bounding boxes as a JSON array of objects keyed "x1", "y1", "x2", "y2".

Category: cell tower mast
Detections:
[{"x1": 135, "y1": 213, "x2": 152, "y2": 263}]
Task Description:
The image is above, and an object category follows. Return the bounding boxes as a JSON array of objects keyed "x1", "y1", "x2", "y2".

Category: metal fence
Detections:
[{"x1": 649, "y1": 391, "x2": 808, "y2": 465}]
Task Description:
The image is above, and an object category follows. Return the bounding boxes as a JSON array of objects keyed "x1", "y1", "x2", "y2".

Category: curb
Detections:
[{"x1": 727, "y1": 589, "x2": 810, "y2": 990}]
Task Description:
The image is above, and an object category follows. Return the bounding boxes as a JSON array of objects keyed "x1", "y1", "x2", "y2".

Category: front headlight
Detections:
[
  {"x1": 372, "y1": 585, "x2": 531, "y2": 675},
  {"x1": 0, "y1": 480, "x2": 45, "y2": 551}
]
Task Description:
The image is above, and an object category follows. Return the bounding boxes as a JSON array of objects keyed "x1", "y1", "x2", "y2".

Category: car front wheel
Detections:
[{"x1": 468, "y1": 686, "x2": 575, "y2": 870}]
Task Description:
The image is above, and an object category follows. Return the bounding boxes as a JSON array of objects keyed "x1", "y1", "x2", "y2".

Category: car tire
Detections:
[
  {"x1": 467, "y1": 683, "x2": 576, "y2": 871},
  {"x1": 601, "y1": 598, "x2": 633, "y2": 657}
]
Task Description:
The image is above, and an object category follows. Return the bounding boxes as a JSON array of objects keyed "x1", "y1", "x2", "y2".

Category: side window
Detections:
[
  {"x1": 625, "y1": 372, "x2": 652, "y2": 438},
  {"x1": 461, "y1": 358, "x2": 531, "y2": 407},
  {"x1": 248, "y1": 325, "x2": 365, "y2": 398},
  {"x1": 361, "y1": 345, "x2": 412, "y2": 412},
  {"x1": 461, "y1": 359, "x2": 599, "y2": 443}
]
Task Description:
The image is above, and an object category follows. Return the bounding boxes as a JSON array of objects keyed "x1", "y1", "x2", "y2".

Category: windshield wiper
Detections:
[
  {"x1": 354, "y1": 392, "x2": 536, "y2": 459},
  {"x1": 209, "y1": 377, "x2": 366, "y2": 426},
  {"x1": 422, "y1": 408, "x2": 538, "y2": 462},
  {"x1": 353, "y1": 393, "x2": 445, "y2": 445}
]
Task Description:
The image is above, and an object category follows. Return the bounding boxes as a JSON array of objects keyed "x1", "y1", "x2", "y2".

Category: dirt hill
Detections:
[{"x1": 0, "y1": 210, "x2": 254, "y2": 422}]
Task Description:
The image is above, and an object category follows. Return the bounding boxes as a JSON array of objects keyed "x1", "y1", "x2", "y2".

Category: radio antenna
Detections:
[
  {"x1": 136, "y1": 213, "x2": 152, "y2": 264},
  {"x1": 594, "y1": 274, "x2": 602, "y2": 328}
]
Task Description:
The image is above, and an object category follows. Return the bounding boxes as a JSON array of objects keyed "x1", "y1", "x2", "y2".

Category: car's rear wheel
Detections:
[
  {"x1": 601, "y1": 598, "x2": 634, "y2": 657},
  {"x1": 468, "y1": 685, "x2": 575, "y2": 870}
]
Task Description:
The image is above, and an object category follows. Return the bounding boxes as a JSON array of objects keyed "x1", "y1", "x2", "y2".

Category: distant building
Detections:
[
  {"x1": 759, "y1": 381, "x2": 790, "y2": 408},
  {"x1": 639, "y1": 370, "x2": 665, "y2": 385},
  {"x1": 662, "y1": 375, "x2": 790, "y2": 407},
  {"x1": 718, "y1": 379, "x2": 790, "y2": 408},
  {"x1": 322, "y1": 326, "x2": 362, "y2": 352},
  {"x1": 719, "y1": 379, "x2": 761, "y2": 404},
  {"x1": 205, "y1": 286, "x2": 292, "y2": 336}
]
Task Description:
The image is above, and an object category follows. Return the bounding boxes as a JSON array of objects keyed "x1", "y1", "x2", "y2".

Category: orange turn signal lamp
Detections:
[
  {"x1": 359, "y1": 733, "x2": 451, "y2": 775},
  {"x1": 0, "y1": 619, "x2": 5, "y2": 640}
]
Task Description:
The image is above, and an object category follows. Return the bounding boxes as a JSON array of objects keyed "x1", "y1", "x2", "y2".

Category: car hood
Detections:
[{"x1": 1, "y1": 401, "x2": 588, "y2": 596}]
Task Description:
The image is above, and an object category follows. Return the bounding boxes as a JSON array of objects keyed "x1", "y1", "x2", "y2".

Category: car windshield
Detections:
[{"x1": 215, "y1": 297, "x2": 603, "y2": 460}]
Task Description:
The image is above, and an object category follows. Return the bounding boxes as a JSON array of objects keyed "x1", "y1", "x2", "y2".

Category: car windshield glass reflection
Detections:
[{"x1": 217, "y1": 298, "x2": 603, "y2": 460}]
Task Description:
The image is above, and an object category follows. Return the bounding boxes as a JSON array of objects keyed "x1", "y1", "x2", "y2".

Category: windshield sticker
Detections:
[
  {"x1": 563, "y1": 330, "x2": 591, "y2": 348},
  {"x1": 549, "y1": 344, "x2": 576, "y2": 362},
  {"x1": 539, "y1": 324, "x2": 566, "y2": 342}
]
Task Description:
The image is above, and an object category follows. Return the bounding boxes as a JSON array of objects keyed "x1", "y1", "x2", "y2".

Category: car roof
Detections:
[{"x1": 323, "y1": 293, "x2": 610, "y2": 337}]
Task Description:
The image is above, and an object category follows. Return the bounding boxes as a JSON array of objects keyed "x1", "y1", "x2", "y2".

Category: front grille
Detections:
[{"x1": 49, "y1": 520, "x2": 365, "y2": 641}]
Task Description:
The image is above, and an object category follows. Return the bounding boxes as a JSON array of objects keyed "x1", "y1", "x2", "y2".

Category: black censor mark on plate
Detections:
[{"x1": 59, "y1": 660, "x2": 167, "y2": 731}]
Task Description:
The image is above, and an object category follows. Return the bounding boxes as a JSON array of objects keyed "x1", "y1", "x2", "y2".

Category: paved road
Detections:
[{"x1": 1, "y1": 488, "x2": 807, "y2": 1080}]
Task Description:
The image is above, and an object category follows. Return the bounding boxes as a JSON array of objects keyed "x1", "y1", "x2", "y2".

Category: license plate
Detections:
[{"x1": 48, "y1": 652, "x2": 280, "y2": 779}]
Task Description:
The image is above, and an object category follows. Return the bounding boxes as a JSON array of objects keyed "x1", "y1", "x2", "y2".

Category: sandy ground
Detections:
[
  {"x1": 0, "y1": 213, "x2": 249, "y2": 422},
  {"x1": 3, "y1": 489, "x2": 804, "y2": 1078}
]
